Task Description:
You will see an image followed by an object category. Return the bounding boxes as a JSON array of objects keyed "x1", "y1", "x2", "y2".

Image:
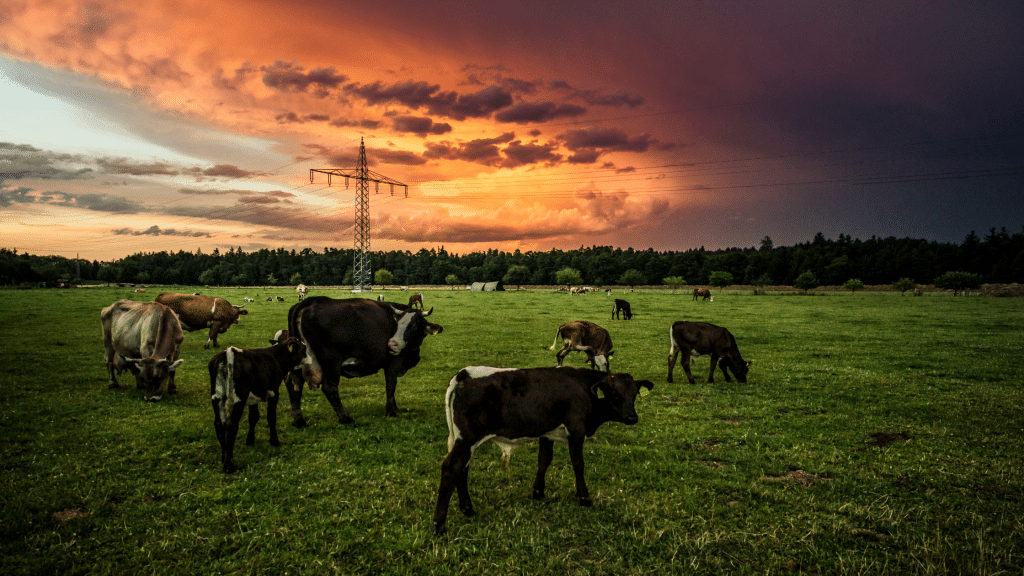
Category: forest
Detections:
[{"x1": 3, "y1": 227, "x2": 1023, "y2": 289}]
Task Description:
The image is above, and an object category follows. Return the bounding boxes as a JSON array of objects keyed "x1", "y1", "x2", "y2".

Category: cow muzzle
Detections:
[{"x1": 387, "y1": 339, "x2": 402, "y2": 355}]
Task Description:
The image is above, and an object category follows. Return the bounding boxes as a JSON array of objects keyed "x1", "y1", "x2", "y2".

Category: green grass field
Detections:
[{"x1": 1, "y1": 286, "x2": 1022, "y2": 575}]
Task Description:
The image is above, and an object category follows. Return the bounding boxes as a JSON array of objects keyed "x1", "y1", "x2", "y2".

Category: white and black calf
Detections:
[
  {"x1": 208, "y1": 337, "x2": 305, "y2": 473},
  {"x1": 434, "y1": 366, "x2": 654, "y2": 535}
]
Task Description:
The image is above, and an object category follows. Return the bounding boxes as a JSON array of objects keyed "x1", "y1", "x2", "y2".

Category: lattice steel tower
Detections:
[{"x1": 310, "y1": 138, "x2": 407, "y2": 291}]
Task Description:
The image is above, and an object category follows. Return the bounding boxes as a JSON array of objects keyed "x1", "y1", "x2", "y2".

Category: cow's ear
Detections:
[
  {"x1": 746, "y1": 361, "x2": 752, "y2": 367},
  {"x1": 636, "y1": 379, "x2": 654, "y2": 391},
  {"x1": 607, "y1": 350, "x2": 615, "y2": 357},
  {"x1": 590, "y1": 382, "x2": 607, "y2": 399},
  {"x1": 425, "y1": 323, "x2": 443, "y2": 335}
]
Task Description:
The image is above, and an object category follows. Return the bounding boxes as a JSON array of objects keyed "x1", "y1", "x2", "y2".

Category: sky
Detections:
[{"x1": 2, "y1": 1, "x2": 1023, "y2": 261}]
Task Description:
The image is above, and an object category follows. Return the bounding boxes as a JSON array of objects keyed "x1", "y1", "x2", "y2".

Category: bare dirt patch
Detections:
[
  {"x1": 52, "y1": 508, "x2": 88, "y2": 523},
  {"x1": 868, "y1": 432, "x2": 910, "y2": 447},
  {"x1": 765, "y1": 470, "x2": 830, "y2": 485}
]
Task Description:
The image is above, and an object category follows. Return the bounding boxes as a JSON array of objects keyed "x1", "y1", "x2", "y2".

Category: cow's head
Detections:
[
  {"x1": 591, "y1": 373, "x2": 654, "y2": 425},
  {"x1": 593, "y1": 350, "x2": 614, "y2": 373},
  {"x1": 727, "y1": 359, "x2": 751, "y2": 383},
  {"x1": 128, "y1": 357, "x2": 184, "y2": 402},
  {"x1": 387, "y1": 307, "x2": 443, "y2": 355}
]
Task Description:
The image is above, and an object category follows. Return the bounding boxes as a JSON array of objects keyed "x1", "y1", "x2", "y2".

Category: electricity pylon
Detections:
[{"x1": 310, "y1": 138, "x2": 408, "y2": 292}]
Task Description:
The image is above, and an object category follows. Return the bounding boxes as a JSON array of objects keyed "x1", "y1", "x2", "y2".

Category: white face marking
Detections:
[
  {"x1": 387, "y1": 312, "x2": 417, "y2": 354},
  {"x1": 594, "y1": 355, "x2": 609, "y2": 372}
]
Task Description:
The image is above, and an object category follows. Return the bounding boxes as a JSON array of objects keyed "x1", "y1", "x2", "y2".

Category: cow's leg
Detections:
[
  {"x1": 434, "y1": 440, "x2": 474, "y2": 535},
  {"x1": 285, "y1": 372, "x2": 307, "y2": 428},
  {"x1": 168, "y1": 369, "x2": 178, "y2": 394},
  {"x1": 212, "y1": 399, "x2": 226, "y2": 453},
  {"x1": 717, "y1": 356, "x2": 733, "y2": 382},
  {"x1": 681, "y1": 348, "x2": 697, "y2": 384},
  {"x1": 667, "y1": 348, "x2": 678, "y2": 383},
  {"x1": 554, "y1": 343, "x2": 570, "y2": 367},
  {"x1": 707, "y1": 353, "x2": 721, "y2": 383},
  {"x1": 222, "y1": 401, "x2": 246, "y2": 473},
  {"x1": 532, "y1": 437, "x2": 555, "y2": 500},
  {"x1": 567, "y1": 436, "x2": 591, "y2": 507},
  {"x1": 246, "y1": 404, "x2": 260, "y2": 445},
  {"x1": 384, "y1": 370, "x2": 399, "y2": 418},
  {"x1": 267, "y1": 390, "x2": 281, "y2": 447},
  {"x1": 205, "y1": 322, "x2": 222, "y2": 349},
  {"x1": 321, "y1": 378, "x2": 354, "y2": 424}
]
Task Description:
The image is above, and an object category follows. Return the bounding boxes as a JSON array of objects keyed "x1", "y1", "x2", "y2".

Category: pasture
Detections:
[{"x1": 1, "y1": 286, "x2": 1022, "y2": 575}]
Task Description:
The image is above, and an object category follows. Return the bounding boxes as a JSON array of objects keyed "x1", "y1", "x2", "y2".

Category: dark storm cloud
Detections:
[
  {"x1": 548, "y1": 80, "x2": 645, "y2": 108},
  {"x1": 41, "y1": 190, "x2": 146, "y2": 213},
  {"x1": 261, "y1": 60, "x2": 347, "y2": 95},
  {"x1": 345, "y1": 80, "x2": 513, "y2": 121},
  {"x1": 0, "y1": 143, "x2": 93, "y2": 181},
  {"x1": 392, "y1": 115, "x2": 453, "y2": 136},
  {"x1": 494, "y1": 101, "x2": 587, "y2": 124},
  {"x1": 372, "y1": 147, "x2": 429, "y2": 166},
  {"x1": 178, "y1": 187, "x2": 294, "y2": 200},
  {"x1": 201, "y1": 164, "x2": 256, "y2": 178},
  {"x1": 423, "y1": 133, "x2": 516, "y2": 166},
  {"x1": 329, "y1": 118, "x2": 382, "y2": 129},
  {"x1": 500, "y1": 140, "x2": 562, "y2": 168},
  {"x1": 112, "y1": 225, "x2": 212, "y2": 238},
  {"x1": 275, "y1": 111, "x2": 331, "y2": 124},
  {"x1": 96, "y1": 157, "x2": 178, "y2": 176},
  {"x1": 0, "y1": 187, "x2": 35, "y2": 207}
]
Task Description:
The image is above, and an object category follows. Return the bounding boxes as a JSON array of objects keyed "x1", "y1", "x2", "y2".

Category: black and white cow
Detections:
[
  {"x1": 208, "y1": 337, "x2": 306, "y2": 473},
  {"x1": 287, "y1": 297, "x2": 443, "y2": 425},
  {"x1": 434, "y1": 366, "x2": 654, "y2": 535},
  {"x1": 100, "y1": 300, "x2": 184, "y2": 401},
  {"x1": 611, "y1": 298, "x2": 633, "y2": 320}
]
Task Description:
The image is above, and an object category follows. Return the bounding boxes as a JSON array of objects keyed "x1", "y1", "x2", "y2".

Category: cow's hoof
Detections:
[
  {"x1": 578, "y1": 496, "x2": 593, "y2": 507},
  {"x1": 270, "y1": 438, "x2": 280, "y2": 447},
  {"x1": 108, "y1": 382, "x2": 120, "y2": 389},
  {"x1": 459, "y1": 505, "x2": 475, "y2": 517},
  {"x1": 245, "y1": 437, "x2": 255, "y2": 446},
  {"x1": 666, "y1": 376, "x2": 674, "y2": 384},
  {"x1": 532, "y1": 489, "x2": 545, "y2": 500},
  {"x1": 338, "y1": 415, "x2": 355, "y2": 425},
  {"x1": 291, "y1": 418, "x2": 307, "y2": 428},
  {"x1": 222, "y1": 463, "x2": 237, "y2": 474},
  {"x1": 433, "y1": 522, "x2": 447, "y2": 536}
]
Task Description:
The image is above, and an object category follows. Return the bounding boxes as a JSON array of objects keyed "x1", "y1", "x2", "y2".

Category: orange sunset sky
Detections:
[{"x1": 2, "y1": 1, "x2": 1023, "y2": 261}]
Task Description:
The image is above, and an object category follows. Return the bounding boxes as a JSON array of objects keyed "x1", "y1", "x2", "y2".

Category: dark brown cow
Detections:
[
  {"x1": 100, "y1": 300, "x2": 184, "y2": 401},
  {"x1": 692, "y1": 288, "x2": 712, "y2": 301},
  {"x1": 287, "y1": 296, "x2": 443, "y2": 424},
  {"x1": 434, "y1": 366, "x2": 654, "y2": 535},
  {"x1": 548, "y1": 320, "x2": 614, "y2": 372},
  {"x1": 208, "y1": 337, "x2": 305, "y2": 473},
  {"x1": 667, "y1": 321, "x2": 750, "y2": 384},
  {"x1": 409, "y1": 293, "x2": 424, "y2": 309},
  {"x1": 155, "y1": 293, "x2": 248, "y2": 349}
]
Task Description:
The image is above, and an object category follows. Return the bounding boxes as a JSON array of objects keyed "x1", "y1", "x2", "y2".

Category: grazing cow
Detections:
[
  {"x1": 154, "y1": 293, "x2": 248, "y2": 350},
  {"x1": 548, "y1": 320, "x2": 614, "y2": 372},
  {"x1": 287, "y1": 297, "x2": 443, "y2": 425},
  {"x1": 569, "y1": 286, "x2": 585, "y2": 295},
  {"x1": 296, "y1": 284, "x2": 308, "y2": 300},
  {"x1": 100, "y1": 300, "x2": 184, "y2": 401},
  {"x1": 611, "y1": 298, "x2": 633, "y2": 320},
  {"x1": 434, "y1": 366, "x2": 654, "y2": 535},
  {"x1": 692, "y1": 288, "x2": 712, "y2": 301},
  {"x1": 667, "y1": 321, "x2": 750, "y2": 384},
  {"x1": 409, "y1": 293, "x2": 424, "y2": 309},
  {"x1": 276, "y1": 296, "x2": 285, "y2": 302},
  {"x1": 208, "y1": 337, "x2": 305, "y2": 473},
  {"x1": 134, "y1": 288, "x2": 146, "y2": 293},
  {"x1": 243, "y1": 297, "x2": 255, "y2": 303}
]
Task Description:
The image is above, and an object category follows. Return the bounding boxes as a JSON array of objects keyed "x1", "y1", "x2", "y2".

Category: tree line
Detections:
[{"x1": 3, "y1": 227, "x2": 1022, "y2": 290}]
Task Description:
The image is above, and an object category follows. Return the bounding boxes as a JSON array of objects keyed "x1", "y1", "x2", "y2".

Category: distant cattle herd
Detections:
[{"x1": 99, "y1": 284, "x2": 744, "y2": 534}]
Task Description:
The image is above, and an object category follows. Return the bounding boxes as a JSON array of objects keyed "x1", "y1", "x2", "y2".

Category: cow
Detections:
[
  {"x1": 548, "y1": 320, "x2": 614, "y2": 372},
  {"x1": 208, "y1": 337, "x2": 306, "y2": 473},
  {"x1": 276, "y1": 296, "x2": 285, "y2": 302},
  {"x1": 266, "y1": 297, "x2": 273, "y2": 301},
  {"x1": 612, "y1": 299, "x2": 633, "y2": 320},
  {"x1": 433, "y1": 366, "x2": 654, "y2": 535},
  {"x1": 133, "y1": 288, "x2": 145, "y2": 293},
  {"x1": 155, "y1": 293, "x2": 247, "y2": 349},
  {"x1": 286, "y1": 297, "x2": 443, "y2": 425},
  {"x1": 100, "y1": 300, "x2": 184, "y2": 401},
  {"x1": 692, "y1": 288, "x2": 712, "y2": 301},
  {"x1": 296, "y1": 284, "x2": 308, "y2": 300},
  {"x1": 569, "y1": 286, "x2": 585, "y2": 295},
  {"x1": 667, "y1": 321, "x2": 750, "y2": 384},
  {"x1": 409, "y1": 293, "x2": 424, "y2": 309},
  {"x1": 243, "y1": 297, "x2": 255, "y2": 303}
]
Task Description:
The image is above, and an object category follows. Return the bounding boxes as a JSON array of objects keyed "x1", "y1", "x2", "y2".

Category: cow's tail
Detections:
[
  {"x1": 668, "y1": 325, "x2": 679, "y2": 356},
  {"x1": 444, "y1": 371, "x2": 464, "y2": 454},
  {"x1": 290, "y1": 303, "x2": 323, "y2": 389},
  {"x1": 547, "y1": 328, "x2": 562, "y2": 350}
]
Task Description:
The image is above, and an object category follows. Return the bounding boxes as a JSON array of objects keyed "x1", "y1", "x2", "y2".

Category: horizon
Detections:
[{"x1": 3, "y1": 2, "x2": 1023, "y2": 261}]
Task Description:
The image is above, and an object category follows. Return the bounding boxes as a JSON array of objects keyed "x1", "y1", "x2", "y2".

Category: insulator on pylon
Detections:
[
  {"x1": 345, "y1": 177, "x2": 349, "y2": 189},
  {"x1": 327, "y1": 174, "x2": 332, "y2": 186},
  {"x1": 390, "y1": 184, "x2": 394, "y2": 196},
  {"x1": 404, "y1": 185, "x2": 409, "y2": 198},
  {"x1": 375, "y1": 182, "x2": 380, "y2": 193}
]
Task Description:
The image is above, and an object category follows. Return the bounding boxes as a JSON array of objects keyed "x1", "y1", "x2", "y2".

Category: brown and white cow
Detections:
[
  {"x1": 548, "y1": 320, "x2": 614, "y2": 372},
  {"x1": 409, "y1": 293, "x2": 424, "y2": 309},
  {"x1": 667, "y1": 321, "x2": 750, "y2": 384},
  {"x1": 208, "y1": 337, "x2": 305, "y2": 473},
  {"x1": 692, "y1": 288, "x2": 712, "y2": 301},
  {"x1": 155, "y1": 293, "x2": 247, "y2": 349},
  {"x1": 296, "y1": 284, "x2": 308, "y2": 300},
  {"x1": 100, "y1": 300, "x2": 184, "y2": 401},
  {"x1": 434, "y1": 366, "x2": 654, "y2": 535},
  {"x1": 287, "y1": 296, "x2": 443, "y2": 424}
]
